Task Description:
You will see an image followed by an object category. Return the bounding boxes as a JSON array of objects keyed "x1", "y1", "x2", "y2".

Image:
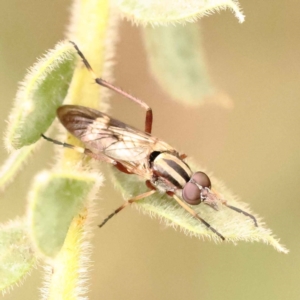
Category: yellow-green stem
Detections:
[
  {"x1": 46, "y1": 0, "x2": 113, "y2": 298},
  {"x1": 63, "y1": 0, "x2": 112, "y2": 165},
  {"x1": 46, "y1": 210, "x2": 88, "y2": 300}
]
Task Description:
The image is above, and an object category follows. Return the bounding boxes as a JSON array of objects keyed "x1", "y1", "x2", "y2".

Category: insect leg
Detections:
[
  {"x1": 213, "y1": 190, "x2": 258, "y2": 227},
  {"x1": 41, "y1": 134, "x2": 116, "y2": 165},
  {"x1": 70, "y1": 41, "x2": 153, "y2": 134},
  {"x1": 179, "y1": 154, "x2": 188, "y2": 160},
  {"x1": 99, "y1": 189, "x2": 156, "y2": 228},
  {"x1": 172, "y1": 194, "x2": 225, "y2": 241},
  {"x1": 41, "y1": 133, "x2": 85, "y2": 153},
  {"x1": 145, "y1": 180, "x2": 157, "y2": 190},
  {"x1": 223, "y1": 203, "x2": 258, "y2": 227}
]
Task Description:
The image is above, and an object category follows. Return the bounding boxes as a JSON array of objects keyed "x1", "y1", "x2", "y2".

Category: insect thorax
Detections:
[{"x1": 150, "y1": 151, "x2": 192, "y2": 192}]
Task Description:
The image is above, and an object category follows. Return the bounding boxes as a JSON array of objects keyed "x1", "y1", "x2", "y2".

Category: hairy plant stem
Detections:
[{"x1": 45, "y1": 1, "x2": 115, "y2": 299}]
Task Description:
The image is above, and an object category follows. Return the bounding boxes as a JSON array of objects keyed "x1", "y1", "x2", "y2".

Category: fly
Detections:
[{"x1": 42, "y1": 42, "x2": 258, "y2": 241}]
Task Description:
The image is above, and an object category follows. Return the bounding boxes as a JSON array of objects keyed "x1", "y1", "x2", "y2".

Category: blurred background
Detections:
[{"x1": 0, "y1": 1, "x2": 299, "y2": 299}]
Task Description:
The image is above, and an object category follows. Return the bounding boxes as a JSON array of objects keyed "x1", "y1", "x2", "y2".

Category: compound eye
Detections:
[
  {"x1": 191, "y1": 172, "x2": 211, "y2": 189},
  {"x1": 182, "y1": 182, "x2": 201, "y2": 205},
  {"x1": 182, "y1": 172, "x2": 211, "y2": 205}
]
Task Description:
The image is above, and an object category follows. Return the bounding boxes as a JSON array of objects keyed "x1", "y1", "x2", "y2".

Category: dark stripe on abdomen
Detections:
[
  {"x1": 163, "y1": 159, "x2": 191, "y2": 183},
  {"x1": 152, "y1": 153, "x2": 192, "y2": 189}
]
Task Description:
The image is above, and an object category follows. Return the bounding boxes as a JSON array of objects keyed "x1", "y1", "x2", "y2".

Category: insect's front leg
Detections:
[
  {"x1": 212, "y1": 189, "x2": 258, "y2": 227},
  {"x1": 219, "y1": 198, "x2": 258, "y2": 227},
  {"x1": 169, "y1": 192, "x2": 225, "y2": 241}
]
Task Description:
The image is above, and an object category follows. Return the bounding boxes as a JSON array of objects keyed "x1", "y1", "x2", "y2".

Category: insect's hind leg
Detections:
[
  {"x1": 99, "y1": 189, "x2": 156, "y2": 228},
  {"x1": 41, "y1": 134, "x2": 85, "y2": 153},
  {"x1": 41, "y1": 134, "x2": 116, "y2": 165},
  {"x1": 70, "y1": 41, "x2": 153, "y2": 134}
]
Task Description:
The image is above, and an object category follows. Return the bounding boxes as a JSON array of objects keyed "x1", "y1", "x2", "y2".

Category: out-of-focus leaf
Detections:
[
  {"x1": 28, "y1": 170, "x2": 100, "y2": 258},
  {"x1": 114, "y1": 0, "x2": 245, "y2": 25},
  {"x1": 0, "y1": 218, "x2": 36, "y2": 294},
  {"x1": 5, "y1": 41, "x2": 76, "y2": 151},
  {"x1": 143, "y1": 23, "x2": 213, "y2": 105}
]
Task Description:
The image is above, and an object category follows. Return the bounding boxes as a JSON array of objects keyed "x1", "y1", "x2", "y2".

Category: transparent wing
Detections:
[{"x1": 57, "y1": 105, "x2": 175, "y2": 162}]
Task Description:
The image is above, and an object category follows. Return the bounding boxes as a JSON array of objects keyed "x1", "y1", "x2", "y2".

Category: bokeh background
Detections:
[{"x1": 0, "y1": 1, "x2": 299, "y2": 299}]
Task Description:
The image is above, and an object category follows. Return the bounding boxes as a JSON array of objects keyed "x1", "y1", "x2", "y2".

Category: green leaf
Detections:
[
  {"x1": 143, "y1": 23, "x2": 213, "y2": 105},
  {"x1": 28, "y1": 170, "x2": 100, "y2": 258},
  {"x1": 0, "y1": 218, "x2": 36, "y2": 294},
  {"x1": 114, "y1": 0, "x2": 245, "y2": 25},
  {"x1": 110, "y1": 161, "x2": 288, "y2": 253},
  {"x1": 5, "y1": 41, "x2": 76, "y2": 151}
]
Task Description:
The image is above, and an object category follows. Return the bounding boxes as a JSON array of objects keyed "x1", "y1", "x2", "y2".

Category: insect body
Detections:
[{"x1": 42, "y1": 42, "x2": 258, "y2": 241}]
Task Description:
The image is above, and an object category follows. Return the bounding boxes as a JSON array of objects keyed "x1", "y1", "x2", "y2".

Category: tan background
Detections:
[{"x1": 0, "y1": 1, "x2": 299, "y2": 299}]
